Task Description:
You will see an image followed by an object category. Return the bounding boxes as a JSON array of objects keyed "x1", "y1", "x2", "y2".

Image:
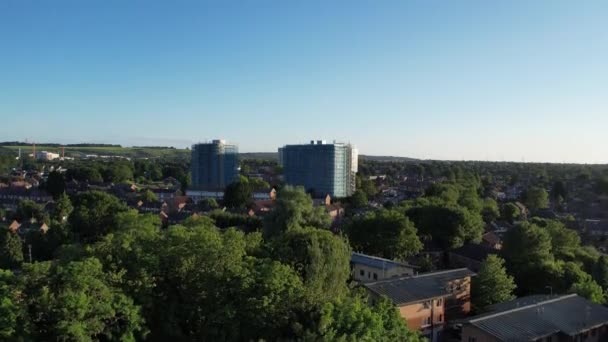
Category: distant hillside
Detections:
[
  {"x1": 359, "y1": 155, "x2": 419, "y2": 162},
  {"x1": 238, "y1": 152, "x2": 419, "y2": 162}
]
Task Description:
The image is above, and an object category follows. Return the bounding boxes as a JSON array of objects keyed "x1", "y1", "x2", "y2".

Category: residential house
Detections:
[
  {"x1": 585, "y1": 219, "x2": 608, "y2": 237},
  {"x1": 351, "y1": 252, "x2": 416, "y2": 282},
  {"x1": 0, "y1": 187, "x2": 52, "y2": 210},
  {"x1": 461, "y1": 294, "x2": 608, "y2": 342},
  {"x1": 481, "y1": 232, "x2": 502, "y2": 250},
  {"x1": 8, "y1": 218, "x2": 49, "y2": 235},
  {"x1": 364, "y1": 268, "x2": 475, "y2": 342}
]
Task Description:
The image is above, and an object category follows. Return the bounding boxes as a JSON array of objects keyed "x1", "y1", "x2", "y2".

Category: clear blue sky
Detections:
[{"x1": 1, "y1": 1, "x2": 607, "y2": 163}]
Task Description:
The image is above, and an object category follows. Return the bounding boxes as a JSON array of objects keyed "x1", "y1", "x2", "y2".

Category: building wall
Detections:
[
  {"x1": 445, "y1": 276, "x2": 472, "y2": 320},
  {"x1": 398, "y1": 298, "x2": 445, "y2": 330},
  {"x1": 352, "y1": 263, "x2": 414, "y2": 283},
  {"x1": 281, "y1": 142, "x2": 356, "y2": 198},
  {"x1": 461, "y1": 325, "x2": 502, "y2": 342},
  {"x1": 191, "y1": 141, "x2": 239, "y2": 190}
]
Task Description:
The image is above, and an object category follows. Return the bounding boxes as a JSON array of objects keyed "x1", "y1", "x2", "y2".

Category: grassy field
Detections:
[{"x1": 0, "y1": 145, "x2": 190, "y2": 159}]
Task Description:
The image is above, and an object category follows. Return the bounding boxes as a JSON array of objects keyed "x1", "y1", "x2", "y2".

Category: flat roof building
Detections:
[
  {"x1": 461, "y1": 294, "x2": 608, "y2": 342},
  {"x1": 351, "y1": 252, "x2": 416, "y2": 283},
  {"x1": 364, "y1": 268, "x2": 475, "y2": 342},
  {"x1": 191, "y1": 140, "x2": 239, "y2": 191},
  {"x1": 279, "y1": 140, "x2": 357, "y2": 198}
]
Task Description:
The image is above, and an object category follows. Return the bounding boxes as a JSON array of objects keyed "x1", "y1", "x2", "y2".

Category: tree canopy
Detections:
[
  {"x1": 346, "y1": 209, "x2": 422, "y2": 260},
  {"x1": 263, "y1": 186, "x2": 331, "y2": 237},
  {"x1": 471, "y1": 255, "x2": 516, "y2": 312}
]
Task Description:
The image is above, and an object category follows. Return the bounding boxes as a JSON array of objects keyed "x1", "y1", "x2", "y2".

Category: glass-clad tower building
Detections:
[
  {"x1": 191, "y1": 140, "x2": 239, "y2": 190},
  {"x1": 279, "y1": 140, "x2": 358, "y2": 198}
]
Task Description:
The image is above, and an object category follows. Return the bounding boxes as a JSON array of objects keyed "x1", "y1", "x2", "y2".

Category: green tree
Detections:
[
  {"x1": 471, "y1": 255, "x2": 516, "y2": 312},
  {"x1": 270, "y1": 227, "x2": 351, "y2": 307},
  {"x1": 501, "y1": 222, "x2": 555, "y2": 294},
  {"x1": 264, "y1": 186, "x2": 331, "y2": 237},
  {"x1": 52, "y1": 192, "x2": 73, "y2": 223},
  {"x1": 305, "y1": 292, "x2": 422, "y2": 341},
  {"x1": 0, "y1": 231, "x2": 23, "y2": 269},
  {"x1": 592, "y1": 256, "x2": 608, "y2": 291},
  {"x1": 223, "y1": 177, "x2": 253, "y2": 209},
  {"x1": 69, "y1": 191, "x2": 129, "y2": 243},
  {"x1": 481, "y1": 198, "x2": 500, "y2": 223},
  {"x1": 15, "y1": 200, "x2": 46, "y2": 223},
  {"x1": 551, "y1": 180, "x2": 567, "y2": 201},
  {"x1": 20, "y1": 258, "x2": 146, "y2": 341},
  {"x1": 346, "y1": 209, "x2": 422, "y2": 259},
  {"x1": 358, "y1": 177, "x2": 378, "y2": 197},
  {"x1": 198, "y1": 198, "x2": 219, "y2": 211},
  {"x1": 0, "y1": 270, "x2": 18, "y2": 338},
  {"x1": 349, "y1": 190, "x2": 368, "y2": 208},
  {"x1": 138, "y1": 189, "x2": 159, "y2": 203},
  {"x1": 570, "y1": 276, "x2": 605, "y2": 304},
  {"x1": 104, "y1": 162, "x2": 134, "y2": 183},
  {"x1": 405, "y1": 203, "x2": 483, "y2": 249},
  {"x1": 501, "y1": 202, "x2": 521, "y2": 223},
  {"x1": 523, "y1": 187, "x2": 549, "y2": 212},
  {"x1": 532, "y1": 218, "x2": 580, "y2": 261},
  {"x1": 45, "y1": 171, "x2": 66, "y2": 199}
]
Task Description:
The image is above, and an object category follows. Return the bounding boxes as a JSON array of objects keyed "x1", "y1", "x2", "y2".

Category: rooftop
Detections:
[
  {"x1": 364, "y1": 268, "x2": 474, "y2": 306},
  {"x1": 351, "y1": 252, "x2": 417, "y2": 271},
  {"x1": 465, "y1": 294, "x2": 608, "y2": 340}
]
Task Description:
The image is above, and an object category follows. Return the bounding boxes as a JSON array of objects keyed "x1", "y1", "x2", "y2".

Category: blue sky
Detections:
[{"x1": 0, "y1": 1, "x2": 607, "y2": 163}]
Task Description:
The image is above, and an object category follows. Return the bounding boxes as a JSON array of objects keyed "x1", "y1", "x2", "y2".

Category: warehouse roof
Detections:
[{"x1": 465, "y1": 294, "x2": 608, "y2": 341}]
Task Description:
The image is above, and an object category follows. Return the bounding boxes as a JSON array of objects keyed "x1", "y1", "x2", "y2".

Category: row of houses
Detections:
[{"x1": 350, "y1": 252, "x2": 608, "y2": 342}]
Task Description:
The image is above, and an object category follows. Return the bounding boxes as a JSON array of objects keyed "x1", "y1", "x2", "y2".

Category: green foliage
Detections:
[
  {"x1": 66, "y1": 165, "x2": 104, "y2": 183},
  {"x1": 269, "y1": 227, "x2": 351, "y2": 307},
  {"x1": 502, "y1": 222, "x2": 555, "y2": 294},
  {"x1": 248, "y1": 177, "x2": 271, "y2": 191},
  {"x1": 209, "y1": 210, "x2": 263, "y2": 231},
  {"x1": 501, "y1": 202, "x2": 521, "y2": 223},
  {"x1": 472, "y1": 255, "x2": 516, "y2": 312},
  {"x1": 198, "y1": 198, "x2": 219, "y2": 211},
  {"x1": 596, "y1": 176, "x2": 608, "y2": 195},
  {"x1": 45, "y1": 171, "x2": 66, "y2": 199},
  {"x1": 349, "y1": 190, "x2": 369, "y2": 208},
  {"x1": 52, "y1": 192, "x2": 73, "y2": 222},
  {"x1": 18, "y1": 258, "x2": 146, "y2": 341},
  {"x1": 551, "y1": 180, "x2": 567, "y2": 200},
  {"x1": 346, "y1": 209, "x2": 422, "y2": 259},
  {"x1": 305, "y1": 292, "x2": 422, "y2": 342},
  {"x1": 569, "y1": 274, "x2": 605, "y2": 304},
  {"x1": 405, "y1": 204, "x2": 483, "y2": 249},
  {"x1": 264, "y1": 186, "x2": 331, "y2": 238},
  {"x1": 138, "y1": 189, "x2": 159, "y2": 203},
  {"x1": 15, "y1": 200, "x2": 46, "y2": 223},
  {"x1": 532, "y1": 218, "x2": 581, "y2": 261},
  {"x1": 592, "y1": 256, "x2": 608, "y2": 291},
  {"x1": 0, "y1": 270, "x2": 18, "y2": 338},
  {"x1": 69, "y1": 191, "x2": 129, "y2": 243},
  {"x1": 357, "y1": 177, "x2": 378, "y2": 198},
  {"x1": 481, "y1": 198, "x2": 500, "y2": 223},
  {"x1": 223, "y1": 177, "x2": 253, "y2": 209},
  {"x1": 103, "y1": 162, "x2": 134, "y2": 183},
  {"x1": 523, "y1": 186, "x2": 549, "y2": 212},
  {"x1": 0, "y1": 231, "x2": 23, "y2": 269}
]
